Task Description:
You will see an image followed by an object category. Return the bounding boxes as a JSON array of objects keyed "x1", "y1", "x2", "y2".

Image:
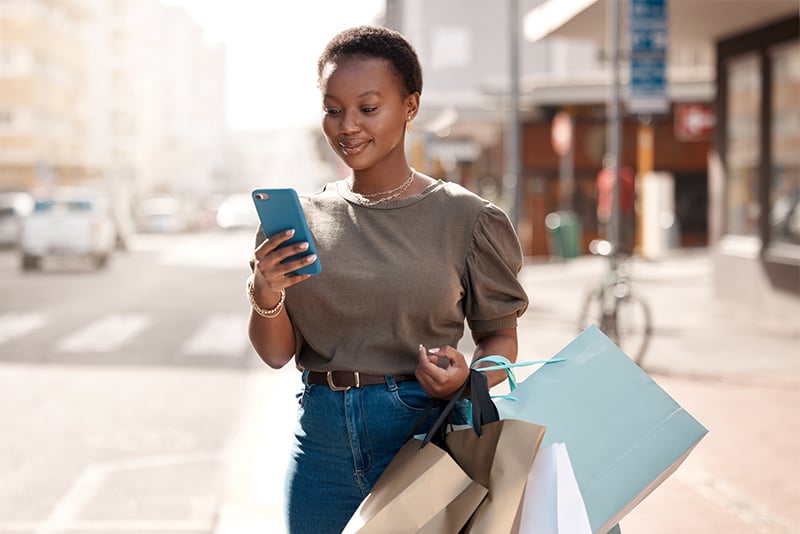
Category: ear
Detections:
[{"x1": 404, "y1": 92, "x2": 420, "y2": 121}]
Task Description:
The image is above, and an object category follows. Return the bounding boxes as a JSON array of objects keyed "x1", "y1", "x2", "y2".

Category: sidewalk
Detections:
[{"x1": 214, "y1": 248, "x2": 800, "y2": 533}]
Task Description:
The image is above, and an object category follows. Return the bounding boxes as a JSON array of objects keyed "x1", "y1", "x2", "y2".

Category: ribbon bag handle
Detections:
[
  {"x1": 407, "y1": 367, "x2": 499, "y2": 449},
  {"x1": 471, "y1": 355, "x2": 565, "y2": 394}
]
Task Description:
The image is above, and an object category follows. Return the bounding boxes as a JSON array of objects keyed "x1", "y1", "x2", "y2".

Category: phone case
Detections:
[{"x1": 251, "y1": 188, "x2": 321, "y2": 275}]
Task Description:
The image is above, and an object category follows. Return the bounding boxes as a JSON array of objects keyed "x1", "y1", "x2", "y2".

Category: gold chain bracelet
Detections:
[{"x1": 247, "y1": 277, "x2": 285, "y2": 318}]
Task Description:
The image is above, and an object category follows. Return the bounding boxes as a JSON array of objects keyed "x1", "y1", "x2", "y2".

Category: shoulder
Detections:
[
  {"x1": 437, "y1": 181, "x2": 490, "y2": 207},
  {"x1": 430, "y1": 181, "x2": 495, "y2": 221},
  {"x1": 434, "y1": 181, "x2": 512, "y2": 225}
]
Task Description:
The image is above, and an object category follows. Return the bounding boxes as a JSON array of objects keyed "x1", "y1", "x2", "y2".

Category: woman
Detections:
[{"x1": 247, "y1": 25, "x2": 528, "y2": 533}]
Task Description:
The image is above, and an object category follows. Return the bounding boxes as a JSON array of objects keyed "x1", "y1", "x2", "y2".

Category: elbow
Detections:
[{"x1": 261, "y1": 355, "x2": 292, "y2": 370}]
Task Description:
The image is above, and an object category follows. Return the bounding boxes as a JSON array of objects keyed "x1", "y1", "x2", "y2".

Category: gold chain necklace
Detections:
[{"x1": 347, "y1": 168, "x2": 416, "y2": 206}]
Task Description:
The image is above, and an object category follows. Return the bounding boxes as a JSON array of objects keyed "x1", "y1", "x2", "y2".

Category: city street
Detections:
[
  {"x1": 1, "y1": 232, "x2": 798, "y2": 533},
  {"x1": 0, "y1": 230, "x2": 264, "y2": 533}
]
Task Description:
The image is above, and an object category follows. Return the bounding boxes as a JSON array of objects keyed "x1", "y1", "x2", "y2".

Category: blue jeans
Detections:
[{"x1": 284, "y1": 372, "x2": 468, "y2": 534}]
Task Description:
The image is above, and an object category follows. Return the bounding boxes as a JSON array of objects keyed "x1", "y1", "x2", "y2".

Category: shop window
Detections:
[
  {"x1": 770, "y1": 42, "x2": 800, "y2": 245},
  {"x1": 725, "y1": 54, "x2": 761, "y2": 237}
]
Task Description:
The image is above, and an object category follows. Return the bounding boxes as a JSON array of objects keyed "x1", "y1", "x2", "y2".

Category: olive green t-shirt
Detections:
[{"x1": 253, "y1": 179, "x2": 528, "y2": 375}]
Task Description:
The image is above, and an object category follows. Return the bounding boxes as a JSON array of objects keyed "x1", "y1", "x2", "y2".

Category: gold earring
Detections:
[{"x1": 406, "y1": 117, "x2": 412, "y2": 134}]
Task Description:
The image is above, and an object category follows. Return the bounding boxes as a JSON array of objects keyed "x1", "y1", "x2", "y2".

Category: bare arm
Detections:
[
  {"x1": 470, "y1": 327, "x2": 518, "y2": 388},
  {"x1": 247, "y1": 229, "x2": 318, "y2": 369}
]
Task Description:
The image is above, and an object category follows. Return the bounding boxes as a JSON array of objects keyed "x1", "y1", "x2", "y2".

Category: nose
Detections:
[{"x1": 340, "y1": 110, "x2": 360, "y2": 134}]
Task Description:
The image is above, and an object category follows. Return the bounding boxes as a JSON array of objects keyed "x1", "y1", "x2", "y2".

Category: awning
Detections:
[{"x1": 524, "y1": 0, "x2": 799, "y2": 44}]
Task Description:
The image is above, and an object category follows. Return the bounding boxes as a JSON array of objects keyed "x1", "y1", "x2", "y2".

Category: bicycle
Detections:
[{"x1": 577, "y1": 239, "x2": 653, "y2": 366}]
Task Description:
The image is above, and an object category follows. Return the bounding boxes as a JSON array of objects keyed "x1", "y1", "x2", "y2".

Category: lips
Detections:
[{"x1": 338, "y1": 139, "x2": 370, "y2": 156}]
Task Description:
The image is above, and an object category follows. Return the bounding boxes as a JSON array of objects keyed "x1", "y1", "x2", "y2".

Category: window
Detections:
[
  {"x1": 770, "y1": 42, "x2": 800, "y2": 245},
  {"x1": 725, "y1": 54, "x2": 761, "y2": 237}
]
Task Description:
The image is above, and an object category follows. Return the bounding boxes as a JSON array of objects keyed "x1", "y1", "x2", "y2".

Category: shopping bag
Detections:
[
  {"x1": 494, "y1": 325, "x2": 708, "y2": 534},
  {"x1": 344, "y1": 369, "x2": 498, "y2": 533},
  {"x1": 516, "y1": 442, "x2": 592, "y2": 534},
  {"x1": 342, "y1": 436, "x2": 488, "y2": 533},
  {"x1": 447, "y1": 418, "x2": 547, "y2": 534}
]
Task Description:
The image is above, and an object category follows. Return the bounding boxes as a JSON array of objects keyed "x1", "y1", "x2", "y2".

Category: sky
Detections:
[{"x1": 163, "y1": 0, "x2": 385, "y2": 131}]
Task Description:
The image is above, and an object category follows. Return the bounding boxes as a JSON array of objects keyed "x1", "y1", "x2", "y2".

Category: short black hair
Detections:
[{"x1": 317, "y1": 25, "x2": 422, "y2": 96}]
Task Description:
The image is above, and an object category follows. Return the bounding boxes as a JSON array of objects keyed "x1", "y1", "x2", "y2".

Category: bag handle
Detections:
[
  {"x1": 406, "y1": 356, "x2": 564, "y2": 447},
  {"x1": 407, "y1": 367, "x2": 498, "y2": 449},
  {"x1": 471, "y1": 355, "x2": 565, "y2": 394}
]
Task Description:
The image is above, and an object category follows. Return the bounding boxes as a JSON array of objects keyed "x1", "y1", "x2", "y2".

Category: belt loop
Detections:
[{"x1": 384, "y1": 375, "x2": 398, "y2": 391}]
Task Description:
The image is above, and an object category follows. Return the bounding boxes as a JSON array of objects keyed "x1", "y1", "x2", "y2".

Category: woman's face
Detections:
[{"x1": 319, "y1": 57, "x2": 417, "y2": 172}]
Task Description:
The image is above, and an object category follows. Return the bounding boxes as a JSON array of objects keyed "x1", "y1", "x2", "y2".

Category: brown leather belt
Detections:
[{"x1": 306, "y1": 370, "x2": 417, "y2": 391}]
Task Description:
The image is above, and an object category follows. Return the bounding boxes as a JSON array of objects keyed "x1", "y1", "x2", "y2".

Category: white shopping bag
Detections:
[{"x1": 518, "y1": 443, "x2": 592, "y2": 534}]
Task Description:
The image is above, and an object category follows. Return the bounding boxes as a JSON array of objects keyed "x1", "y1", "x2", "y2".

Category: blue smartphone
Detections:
[{"x1": 251, "y1": 188, "x2": 322, "y2": 275}]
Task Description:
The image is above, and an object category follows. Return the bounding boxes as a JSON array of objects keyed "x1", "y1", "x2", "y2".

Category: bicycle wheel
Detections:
[
  {"x1": 577, "y1": 289, "x2": 604, "y2": 332},
  {"x1": 614, "y1": 295, "x2": 652, "y2": 366}
]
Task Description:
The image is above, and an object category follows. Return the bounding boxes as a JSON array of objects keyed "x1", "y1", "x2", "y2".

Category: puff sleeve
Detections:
[{"x1": 463, "y1": 203, "x2": 529, "y2": 331}]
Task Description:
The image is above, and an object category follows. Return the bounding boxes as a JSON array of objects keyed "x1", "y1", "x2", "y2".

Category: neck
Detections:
[{"x1": 348, "y1": 167, "x2": 415, "y2": 197}]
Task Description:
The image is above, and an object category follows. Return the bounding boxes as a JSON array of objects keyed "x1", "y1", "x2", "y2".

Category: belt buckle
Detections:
[{"x1": 327, "y1": 370, "x2": 359, "y2": 391}]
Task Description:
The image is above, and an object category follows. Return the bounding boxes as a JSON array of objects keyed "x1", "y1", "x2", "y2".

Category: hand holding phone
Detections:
[{"x1": 252, "y1": 188, "x2": 321, "y2": 275}]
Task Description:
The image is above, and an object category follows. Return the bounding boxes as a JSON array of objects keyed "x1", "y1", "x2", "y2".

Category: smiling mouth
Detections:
[{"x1": 338, "y1": 139, "x2": 369, "y2": 155}]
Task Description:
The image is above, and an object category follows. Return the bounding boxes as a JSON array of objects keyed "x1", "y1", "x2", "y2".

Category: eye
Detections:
[
  {"x1": 324, "y1": 107, "x2": 341, "y2": 116},
  {"x1": 361, "y1": 106, "x2": 378, "y2": 113}
]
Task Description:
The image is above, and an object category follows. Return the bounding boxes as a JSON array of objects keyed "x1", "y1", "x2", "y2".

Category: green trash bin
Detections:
[{"x1": 545, "y1": 210, "x2": 582, "y2": 259}]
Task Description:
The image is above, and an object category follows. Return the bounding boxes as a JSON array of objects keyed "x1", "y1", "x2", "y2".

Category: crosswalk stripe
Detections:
[
  {"x1": 56, "y1": 314, "x2": 152, "y2": 353},
  {"x1": 0, "y1": 312, "x2": 47, "y2": 344},
  {"x1": 181, "y1": 314, "x2": 249, "y2": 358}
]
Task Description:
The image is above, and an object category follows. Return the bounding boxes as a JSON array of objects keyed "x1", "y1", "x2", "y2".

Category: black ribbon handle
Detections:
[{"x1": 406, "y1": 368, "x2": 500, "y2": 449}]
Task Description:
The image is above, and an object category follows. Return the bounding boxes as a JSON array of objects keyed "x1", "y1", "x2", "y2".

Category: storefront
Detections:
[
  {"x1": 525, "y1": 0, "x2": 800, "y2": 331},
  {"x1": 712, "y1": 16, "x2": 799, "y2": 329}
]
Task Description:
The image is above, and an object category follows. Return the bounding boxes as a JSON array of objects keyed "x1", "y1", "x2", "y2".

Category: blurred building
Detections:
[
  {"x1": 0, "y1": 0, "x2": 90, "y2": 190},
  {"x1": 525, "y1": 1, "x2": 799, "y2": 330},
  {"x1": 386, "y1": 0, "x2": 713, "y2": 259},
  {"x1": 0, "y1": 0, "x2": 229, "y2": 205}
]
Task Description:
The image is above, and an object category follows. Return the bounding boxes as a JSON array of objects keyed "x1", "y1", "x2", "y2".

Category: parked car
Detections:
[
  {"x1": 215, "y1": 193, "x2": 259, "y2": 230},
  {"x1": 19, "y1": 188, "x2": 117, "y2": 270},
  {"x1": 136, "y1": 196, "x2": 190, "y2": 233}
]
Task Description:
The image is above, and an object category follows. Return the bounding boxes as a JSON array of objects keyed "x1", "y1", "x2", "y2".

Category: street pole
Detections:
[
  {"x1": 506, "y1": 0, "x2": 522, "y2": 231},
  {"x1": 607, "y1": 0, "x2": 622, "y2": 267}
]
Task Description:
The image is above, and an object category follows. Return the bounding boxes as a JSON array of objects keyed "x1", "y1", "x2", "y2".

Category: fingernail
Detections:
[
  {"x1": 286, "y1": 229, "x2": 295, "y2": 236},
  {"x1": 298, "y1": 242, "x2": 309, "y2": 250},
  {"x1": 428, "y1": 347, "x2": 440, "y2": 353},
  {"x1": 306, "y1": 254, "x2": 317, "y2": 262}
]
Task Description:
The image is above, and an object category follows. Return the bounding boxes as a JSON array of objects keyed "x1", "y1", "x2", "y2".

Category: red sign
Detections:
[{"x1": 674, "y1": 103, "x2": 715, "y2": 141}]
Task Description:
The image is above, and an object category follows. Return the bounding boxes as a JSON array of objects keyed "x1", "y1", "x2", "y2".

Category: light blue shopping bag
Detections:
[{"x1": 489, "y1": 326, "x2": 708, "y2": 534}]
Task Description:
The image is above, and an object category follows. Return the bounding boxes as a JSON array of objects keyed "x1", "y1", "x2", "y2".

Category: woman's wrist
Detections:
[{"x1": 246, "y1": 276, "x2": 286, "y2": 318}]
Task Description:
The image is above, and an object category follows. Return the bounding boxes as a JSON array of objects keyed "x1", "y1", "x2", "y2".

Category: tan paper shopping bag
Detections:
[
  {"x1": 446, "y1": 418, "x2": 547, "y2": 534},
  {"x1": 342, "y1": 437, "x2": 487, "y2": 534}
]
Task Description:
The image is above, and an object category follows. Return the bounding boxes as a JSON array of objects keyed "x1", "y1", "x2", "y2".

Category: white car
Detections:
[
  {"x1": 136, "y1": 196, "x2": 189, "y2": 233},
  {"x1": 215, "y1": 193, "x2": 259, "y2": 230},
  {"x1": 19, "y1": 188, "x2": 117, "y2": 270}
]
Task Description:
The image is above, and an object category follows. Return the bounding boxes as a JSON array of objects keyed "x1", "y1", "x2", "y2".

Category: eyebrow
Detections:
[{"x1": 323, "y1": 90, "x2": 382, "y2": 100}]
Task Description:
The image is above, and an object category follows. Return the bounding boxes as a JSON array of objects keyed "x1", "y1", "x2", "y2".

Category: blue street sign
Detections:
[{"x1": 629, "y1": 0, "x2": 669, "y2": 113}]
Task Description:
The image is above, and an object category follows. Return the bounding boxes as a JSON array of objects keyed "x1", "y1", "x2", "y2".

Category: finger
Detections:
[
  {"x1": 275, "y1": 255, "x2": 317, "y2": 279},
  {"x1": 421, "y1": 346, "x2": 462, "y2": 374},
  {"x1": 255, "y1": 229, "x2": 296, "y2": 258},
  {"x1": 255, "y1": 240, "x2": 311, "y2": 276},
  {"x1": 417, "y1": 345, "x2": 442, "y2": 374}
]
